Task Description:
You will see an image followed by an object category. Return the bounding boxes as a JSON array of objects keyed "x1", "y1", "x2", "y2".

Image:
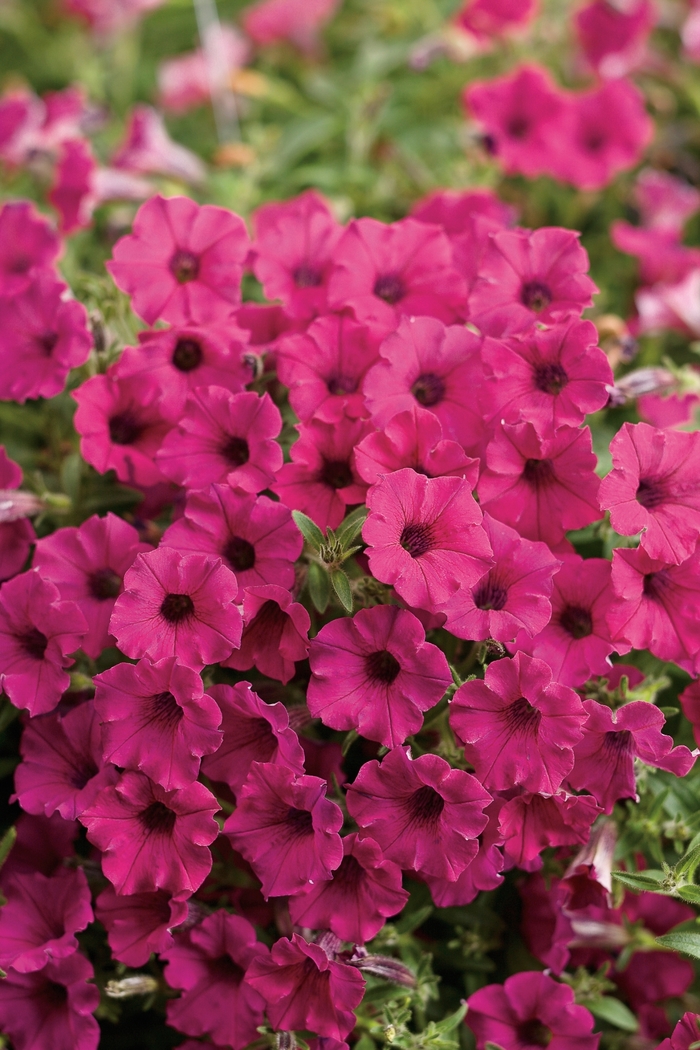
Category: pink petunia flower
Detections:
[
  {"x1": 13, "y1": 701, "x2": 117, "y2": 820},
  {"x1": 94, "y1": 657, "x2": 222, "y2": 789},
  {"x1": 441, "y1": 514, "x2": 560, "y2": 642},
  {"x1": 656, "y1": 1014, "x2": 700, "y2": 1050},
  {"x1": 568, "y1": 700, "x2": 696, "y2": 812},
  {"x1": 80, "y1": 770, "x2": 220, "y2": 896},
  {"x1": 478, "y1": 422, "x2": 602, "y2": 545},
  {"x1": 364, "y1": 468, "x2": 493, "y2": 612},
  {"x1": 95, "y1": 887, "x2": 188, "y2": 967},
  {"x1": 346, "y1": 746, "x2": 490, "y2": 881},
  {"x1": 200, "y1": 682, "x2": 305, "y2": 794},
  {"x1": 599, "y1": 422, "x2": 700, "y2": 565},
  {"x1": 243, "y1": 0, "x2": 341, "y2": 49},
  {"x1": 634, "y1": 167, "x2": 700, "y2": 236},
  {"x1": 156, "y1": 387, "x2": 283, "y2": 493},
  {"x1": 468, "y1": 227, "x2": 598, "y2": 338},
  {"x1": 107, "y1": 194, "x2": 250, "y2": 325},
  {"x1": 327, "y1": 216, "x2": 467, "y2": 332},
  {"x1": 273, "y1": 416, "x2": 371, "y2": 531},
  {"x1": 0, "y1": 447, "x2": 35, "y2": 583},
  {"x1": 466, "y1": 971, "x2": 599, "y2": 1050},
  {"x1": 480, "y1": 320, "x2": 613, "y2": 433},
  {"x1": 1, "y1": 811, "x2": 77, "y2": 883},
  {"x1": 0, "y1": 868, "x2": 92, "y2": 973},
  {"x1": 354, "y1": 405, "x2": 478, "y2": 486},
  {"x1": 422, "y1": 798, "x2": 505, "y2": 907},
  {"x1": 244, "y1": 933, "x2": 365, "y2": 1040},
  {"x1": 163, "y1": 485, "x2": 301, "y2": 601},
  {"x1": 455, "y1": 0, "x2": 538, "y2": 40},
  {"x1": 450, "y1": 653, "x2": 587, "y2": 794},
  {"x1": 33, "y1": 513, "x2": 151, "y2": 659},
  {"x1": 0, "y1": 570, "x2": 87, "y2": 716},
  {"x1": 64, "y1": 0, "x2": 165, "y2": 35},
  {"x1": 362, "y1": 315, "x2": 486, "y2": 454},
  {"x1": 157, "y1": 25, "x2": 249, "y2": 113},
  {"x1": 111, "y1": 104, "x2": 206, "y2": 184},
  {"x1": 0, "y1": 952, "x2": 100, "y2": 1050},
  {"x1": 222, "y1": 585, "x2": 310, "y2": 684},
  {"x1": 512, "y1": 555, "x2": 615, "y2": 688},
  {"x1": 0, "y1": 272, "x2": 92, "y2": 402},
  {"x1": 72, "y1": 368, "x2": 170, "y2": 489},
  {"x1": 289, "y1": 832, "x2": 409, "y2": 943},
  {"x1": 224, "y1": 762, "x2": 343, "y2": 898},
  {"x1": 163, "y1": 911, "x2": 269, "y2": 1050},
  {"x1": 109, "y1": 547, "x2": 242, "y2": 671},
  {"x1": 680, "y1": 680, "x2": 700, "y2": 747},
  {"x1": 575, "y1": 0, "x2": 655, "y2": 79},
  {"x1": 307, "y1": 605, "x2": 452, "y2": 748},
  {"x1": 0, "y1": 200, "x2": 60, "y2": 297},
  {"x1": 498, "y1": 790, "x2": 601, "y2": 869},
  {"x1": 251, "y1": 190, "x2": 343, "y2": 319}
]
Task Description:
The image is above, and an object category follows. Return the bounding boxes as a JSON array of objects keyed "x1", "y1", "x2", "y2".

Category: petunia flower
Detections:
[
  {"x1": 422, "y1": 798, "x2": 505, "y2": 907},
  {"x1": 0, "y1": 952, "x2": 100, "y2": 1050},
  {"x1": 0, "y1": 447, "x2": 35, "y2": 583},
  {"x1": 498, "y1": 790, "x2": 601, "y2": 869},
  {"x1": 222, "y1": 584, "x2": 310, "y2": 684},
  {"x1": 0, "y1": 868, "x2": 93, "y2": 973},
  {"x1": 575, "y1": 0, "x2": 655, "y2": 79},
  {"x1": 95, "y1": 887, "x2": 189, "y2": 967},
  {"x1": 0, "y1": 199, "x2": 60, "y2": 297}
]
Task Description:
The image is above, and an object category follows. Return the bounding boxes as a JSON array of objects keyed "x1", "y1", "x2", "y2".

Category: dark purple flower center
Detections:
[
  {"x1": 148, "y1": 691, "x2": 183, "y2": 727},
  {"x1": 517, "y1": 1019, "x2": 553, "y2": 1048},
  {"x1": 286, "y1": 807, "x2": 314, "y2": 836},
  {"x1": 365, "y1": 649, "x2": 401, "y2": 684},
  {"x1": 604, "y1": 728, "x2": 633, "y2": 756},
  {"x1": 482, "y1": 133, "x2": 498, "y2": 155},
  {"x1": 507, "y1": 116, "x2": 529, "y2": 140},
  {"x1": 9, "y1": 254, "x2": 31, "y2": 275},
  {"x1": 69, "y1": 758, "x2": 99, "y2": 790},
  {"x1": 293, "y1": 264, "x2": 322, "y2": 288},
  {"x1": 233, "y1": 717, "x2": 278, "y2": 762},
  {"x1": 585, "y1": 133, "x2": 605, "y2": 153},
  {"x1": 18, "y1": 627, "x2": 48, "y2": 659},
  {"x1": 505, "y1": 696, "x2": 541, "y2": 734},
  {"x1": 160, "y1": 593, "x2": 195, "y2": 623},
  {"x1": 559, "y1": 604, "x2": 593, "y2": 640},
  {"x1": 522, "y1": 457, "x2": 555, "y2": 487},
  {"x1": 36, "y1": 331, "x2": 58, "y2": 355},
  {"x1": 643, "y1": 570, "x2": 670, "y2": 599},
  {"x1": 320, "y1": 458, "x2": 353, "y2": 490},
  {"x1": 411, "y1": 373, "x2": 446, "y2": 407},
  {"x1": 400, "y1": 521, "x2": 435, "y2": 558},
  {"x1": 172, "y1": 338, "x2": 203, "y2": 372},
  {"x1": 408, "y1": 784, "x2": 445, "y2": 825},
  {"x1": 328, "y1": 374, "x2": 359, "y2": 395},
  {"x1": 211, "y1": 955, "x2": 245, "y2": 984},
  {"x1": 534, "y1": 362, "x2": 568, "y2": 395},
  {"x1": 89, "y1": 567, "x2": 122, "y2": 600},
  {"x1": 373, "y1": 272, "x2": 405, "y2": 305},
  {"x1": 109, "y1": 412, "x2": 145, "y2": 446},
  {"x1": 333, "y1": 853, "x2": 363, "y2": 887},
  {"x1": 224, "y1": 535, "x2": 256, "y2": 572},
  {"x1": 473, "y1": 576, "x2": 508, "y2": 611},
  {"x1": 221, "y1": 436, "x2": 250, "y2": 468},
  {"x1": 170, "y1": 249, "x2": 200, "y2": 284},
  {"x1": 138, "y1": 801, "x2": 177, "y2": 835},
  {"x1": 243, "y1": 600, "x2": 285, "y2": 640},
  {"x1": 521, "y1": 281, "x2": 552, "y2": 313},
  {"x1": 43, "y1": 981, "x2": 69, "y2": 1007},
  {"x1": 636, "y1": 476, "x2": 666, "y2": 509}
]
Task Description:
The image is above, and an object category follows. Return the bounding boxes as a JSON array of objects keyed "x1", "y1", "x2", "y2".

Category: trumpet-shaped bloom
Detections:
[
  {"x1": 0, "y1": 953, "x2": 100, "y2": 1050},
  {"x1": 0, "y1": 868, "x2": 92, "y2": 973},
  {"x1": 222, "y1": 584, "x2": 310, "y2": 684},
  {"x1": 0, "y1": 447, "x2": 35, "y2": 583},
  {"x1": 0, "y1": 200, "x2": 60, "y2": 296},
  {"x1": 354, "y1": 405, "x2": 478, "y2": 486},
  {"x1": 95, "y1": 887, "x2": 188, "y2": 966},
  {"x1": 498, "y1": 791, "x2": 601, "y2": 869}
]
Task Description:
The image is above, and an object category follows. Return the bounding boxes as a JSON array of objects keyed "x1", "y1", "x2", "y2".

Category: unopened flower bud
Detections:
[
  {"x1": 276, "y1": 1032, "x2": 296, "y2": 1050},
  {"x1": 0, "y1": 491, "x2": 45, "y2": 523},
  {"x1": 105, "y1": 975, "x2": 159, "y2": 999},
  {"x1": 349, "y1": 952, "x2": 416, "y2": 987}
]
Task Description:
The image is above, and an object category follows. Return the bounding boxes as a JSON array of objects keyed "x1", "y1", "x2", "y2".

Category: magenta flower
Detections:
[
  {"x1": 157, "y1": 387, "x2": 283, "y2": 493},
  {"x1": 364, "y1": 468, "x2": 493, "y2": 612},
  {"x1": 568, "y1": 700, "x2": 696, "y2": 812},
  {"x1": 423, "y1": 799, "x2": 505, "y2": 907},
  {"x1": 0, "y1": 200, "x2": 60, "y2": 296},
  {"x1": 276, "y1": 313, "x2": 380, "y2": 422},
  {"x1": 33, "y1": 513, "x2": 151, "y2": 659},
  {"x1": 0, "y1": 868, "x2": 92, "y2": 973},
  {"x1": 251, "y1": 189, "x2": 343, "y2": 318},
  {"x1": 478, "y1": 421, "x2": 602, "y2": 545},
  {"x1": 681, "y1": 680, "x2": 700, "y2": 747},
  {"x1": 346, "y1": 747, "x2": 490, "y2": 881},
  {"x1": 1, "y1": 812, "x2": 76, "y2": 883},
  {"x1": 224, "y1": 762, "x2": 343, "y2": 898},
  {"x1": 575, "y1": 0, "x2": 654, "y2": 78},
  {"x1": 162, "y1": 485, "x2": 301, "y2": 600},
  {"x1": 0, "y1": 273, "x2": 92, "y2": 403},
  {"x1": 223, "y1": 585, "x2": 310, "y2": 684},
  {"x1": 355, "y1": 405, "x2": 478, "y2": 486},
  {"x1": 450, "y1": 653, "x2": 587, "y2": 795},
  {"x1": 72, "y1": 368, "x2": 170, "y2": 489},
  {"x1": 95, "y1": 657, "x2": 222, "y2": 789},
  {"x1": 13, "y1": 701, "x2": 117, "y2": 820},
  {"x1": 307, "y1": 605, "x2": 451, "y2": 748},
  {"x1": 80, "y1": 770, "x2": 219, "y2": 896},
  {"x1": 455, "y1": 0, "x2": 538, "y2": 39},
  {"x1": 327, "y1": 216, "x2": 467, "y2": 331},
  {"x1": 468, "y1": 227, "x2": 598, "y2": 338},
  {"x1": 498, "y1": 791, "x2": 601, "y2": 869},
  {"x1": 109, "y1": 547, "x2": 242, "y2": 670},
  {"x1": 362, "y1": 316, "x2": 486, "y2": 454},
  {"x1": 95, "y1": 887, "x2": 188, "y2": 967},
  {"x1": 442, "y1": 514, "x2": 560, "y2": 642},
  {"x1": 244, "y1": 933, "x2": 365, "y2": 1040},
  {"x1": 0, "y1": 447, "x2": 35, "y2": 583},
  {"x1": 466, "y1": 971, "x2": 599, "y2": 1050},
  {"x1": 0, "y1": 570, "x2": 87, "y2": 716},
  {"x1": 513, "y1": 555, "x2": 616, "y2": 687},
  {"x1": 480, "y1": 320, "x2": 613, "y2": 433},
  {"x1": 201, "y1": 682, "x2": 305, "y2": 794},
  {"x1": 273, "y1": 416, "x2": 371, "y2": 531},
  {"x1": 111, "y1": 103, "x2": 206, "y2": 183},
  {"x1": 243, "y1": 0, "x2": 341, "y2": 49},
  {"x1": 0, "y1": 953, "x2": 100, "y2": 1050},
  {"x1": 107, "y1": 194, "x2": 250, "y2": 325},
  {"x1": 657, "y1": 1014, "x2": 700, "y2": 1050},
  {"x1": 599, "y1": 422, "x2": 700, "y2": 565},
  {"x1": 163, "y1": 911, "x2": 268, "y2": 1049}
]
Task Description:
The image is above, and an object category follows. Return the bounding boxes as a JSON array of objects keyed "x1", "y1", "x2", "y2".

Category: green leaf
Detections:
[
  {"x1": 656, "y1": 931, "x2": 700, "y2": 959},
  {"x1": 330, "y1": 568, "x2": 353, "y2": 612},
  {"x1": 335, "y1": 506, "x2": 368, "y2": 549},
  {"x1": 612, "y1": 870, "x2": 666, "y2": 892},
  {"x1": 292, "y1": 510, "x2": 325, "y2": 551},
  {"x1": 675, "y1": 842, "x2": 700, "y2": 879},
  {"x1": 307, "y1": 561, "x2": 330, "y2": 613},
  {"x1": 395, "y1": 903, "x2": 433, "y2": 934},
  {"x1": 431, "y1": 1002, "x2": 468, "y2": 1034},
  {"x1": 0, "y1": 827, "x2": 16, "y2": 873},
  {"x1": 675, "y1": 885, "x2": 700, "y2": 904},
  {"x1": 587, "y1": 997, "x2": 638, "y2": 1032},
  {"x1": 341, "y1": 730, "x2": 359, "y2": 757}
]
